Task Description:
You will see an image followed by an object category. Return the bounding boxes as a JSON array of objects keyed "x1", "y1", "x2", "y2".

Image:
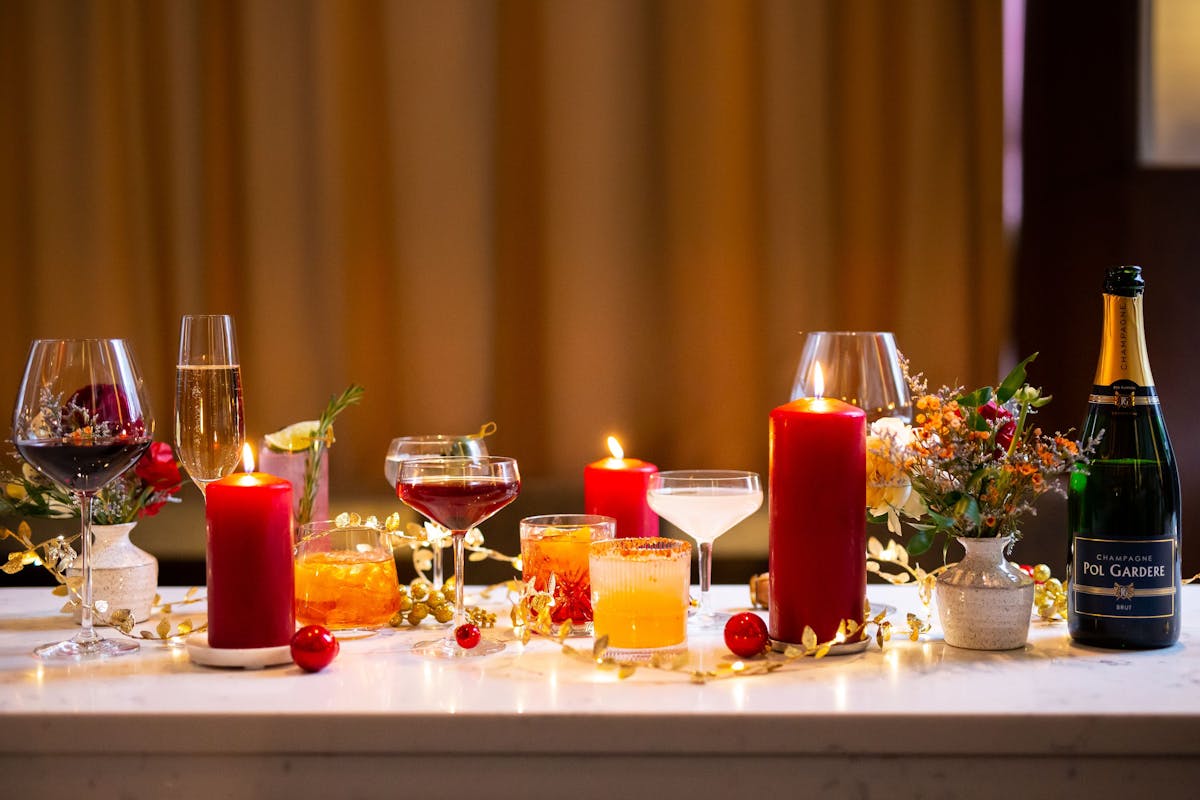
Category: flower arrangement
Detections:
[
  {"x1": 866, "y1": 354, "x2": 1094, "y2": 556},
  {"x1": 1, "y1": 442, "x2": 184, "y2": 525}
]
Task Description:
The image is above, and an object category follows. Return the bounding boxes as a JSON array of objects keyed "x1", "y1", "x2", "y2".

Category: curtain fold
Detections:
[{"x1": 0, "y1": 0, "x2": 1005, "y2": 490}]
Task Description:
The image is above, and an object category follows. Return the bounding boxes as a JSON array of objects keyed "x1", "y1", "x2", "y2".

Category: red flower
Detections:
[
  {"x1": 135, "y1": 442, "x2": 183, "y2": 492},
  {"x1": 66, "y1": 383, "x2": 146, "y2": 437},
  {"x1": 978, "y1": 400, "x2": 1016, "y2": 455}
]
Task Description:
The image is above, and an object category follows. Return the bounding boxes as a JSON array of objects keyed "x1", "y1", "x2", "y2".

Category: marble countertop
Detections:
[{"x1": 1, "y1": 584, "x2": 1197, "y2": 760}]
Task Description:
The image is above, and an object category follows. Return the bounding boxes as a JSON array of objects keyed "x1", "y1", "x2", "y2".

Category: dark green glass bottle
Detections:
[{"x1": 1068, "y1": 265, "x2": 1181, "y2": 648}]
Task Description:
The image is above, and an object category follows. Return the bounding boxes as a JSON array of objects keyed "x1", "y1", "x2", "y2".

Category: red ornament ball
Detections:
[
  {"x1": 724, "y1": 612, "x2": 770, "y2": 658},
  {"x1": 455, "y1": 623, "x2": 481, "y2": 650},
  {"x1": 291, "y1": 625, "x2": 340, "y2": 672}
]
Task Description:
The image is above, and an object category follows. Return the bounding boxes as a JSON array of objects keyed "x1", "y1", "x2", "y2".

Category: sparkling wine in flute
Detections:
[
  {"x1": 1068, "y1": 265, "x2": 1181, "y2": 649},
  {"x1": 175, "y1": 364, "x2": 245, "y2": 488}
]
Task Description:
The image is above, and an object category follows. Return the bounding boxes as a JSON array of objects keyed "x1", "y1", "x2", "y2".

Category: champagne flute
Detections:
[
  {"x1": 647, "y1": 470, "x2": 762, "y2": 630},
  {"x1": 175, "y1": 315, "x2": 245, "y2": 496},
  {"x1": 791, "y1": 331, "x2": 912, "y2": 422},
  {"x1": 397, "y1": 456, "x2": 520, "y2": 657},
  {"x1": 384, "y1": 434, "x2": 489, "y2": 589},
  {"x1": 12, "y1": 339, "x2": 154, "y2": 660}
]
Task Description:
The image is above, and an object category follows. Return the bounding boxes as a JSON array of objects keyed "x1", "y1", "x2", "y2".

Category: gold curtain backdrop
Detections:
[{"x1": 0, "y1": 0, "x2": 1004, "y2": 492}]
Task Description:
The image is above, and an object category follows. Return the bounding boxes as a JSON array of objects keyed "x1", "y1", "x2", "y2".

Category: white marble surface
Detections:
[{"x1": 2, "y1": 584, "x2": 1198, "y2": 797}]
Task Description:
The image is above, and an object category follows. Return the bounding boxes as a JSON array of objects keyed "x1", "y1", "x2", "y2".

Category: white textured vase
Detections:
[
  {"x1": 67, "y1": 522, "x2": 158, "y2": 625},
  {"x1": 936, "y1": 535, "x2": 1034, "y2": 651}
]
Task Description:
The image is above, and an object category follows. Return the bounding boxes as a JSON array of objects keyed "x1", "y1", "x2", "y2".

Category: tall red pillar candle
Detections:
[
  {"x1": 584, "y1": 437, "x2": 659, "y2": 539},
  {"x1": 769, "y1": 397, "x2": 866, "y2": 644},
  {"x1": 205, "y1": 472, "x2": 295, "y2": 648}
]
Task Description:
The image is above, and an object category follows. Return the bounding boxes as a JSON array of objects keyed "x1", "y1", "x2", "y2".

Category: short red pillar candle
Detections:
[
  {"x1": 768, "y1": 391, "x2": 866, "y2": 645},
  {"x1": 205, "y1": 468, "x2": 295, "y2": 649},
  {"x1": 584, "y1": 437, "x2": 659, "y2": 539}
]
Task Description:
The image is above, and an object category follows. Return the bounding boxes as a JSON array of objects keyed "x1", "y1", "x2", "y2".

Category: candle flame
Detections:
[
  {"x1": 242, "y1": 443, "x2": 255, "y2": 472},
  {"x1": 813, "y1": 362, "x2": 825, "y2": 399},
  {"x1": 606, "y1": 436, "x2": 625, "y2": 461}
]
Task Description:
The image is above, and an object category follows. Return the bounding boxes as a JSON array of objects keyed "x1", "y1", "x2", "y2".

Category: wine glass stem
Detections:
[
  {"x1": 698, "y1": 541, "x2": 714, "y2": 618},
  {"x1": 451, "y1": 532, "x2": 466, "y2": 632},
  {"x1": 76, "y1": 492, "x2": 100, "y2": 644},
  {"x1": 432, "y1": 541, "x2": 444, "y2": 589}
]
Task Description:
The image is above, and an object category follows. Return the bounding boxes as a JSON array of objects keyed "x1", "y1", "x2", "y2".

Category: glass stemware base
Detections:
[
  {"x1": 35, "y1": 634, "x2": 139, "y2": 661},
  {"x1": 688, "y1": 607, "x2": 731, "y2": 631},
  {"x1": 411, "y1": 635, "x2": 505, "y2": 659}
]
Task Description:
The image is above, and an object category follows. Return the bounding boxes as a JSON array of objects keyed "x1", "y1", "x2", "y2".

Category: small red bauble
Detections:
[
  {"x1": 291, "y1": 625, "x2": 339, "y2": 672},
  {"x1": 724, "y1": 612, "x2": 770, "y2": 658},
  {"x1": 455, "y1": 623, "x2": 481, "y2": 649}
]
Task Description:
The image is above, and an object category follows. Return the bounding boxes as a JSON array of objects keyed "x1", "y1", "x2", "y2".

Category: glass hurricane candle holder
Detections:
[{"x1": 791, "y1": 331, "x2": 912, "y2": 422}]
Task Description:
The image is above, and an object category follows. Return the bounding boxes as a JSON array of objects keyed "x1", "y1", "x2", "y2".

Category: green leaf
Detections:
[
  {"x1": 926, "y1": 510, "x2": 955, "y2": 530},
  {"x1": 957, "y1": 386, "x2": 993, "y2": 409},
  {"x1": 951, "y1": 495, "x2": 980, "y2": 525},
  {"x1": 906, "y1": 529, "x2": 935, "y2": 556},
  {"x1": 965, "y1": 465, "x2": 990, "y2": 493},
  {"x1": 996, "y1": 353, "x2": 1038, "y2": 404}
]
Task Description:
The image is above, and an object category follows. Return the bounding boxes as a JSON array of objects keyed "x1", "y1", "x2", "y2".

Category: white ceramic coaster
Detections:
[{"x1": 186, "y1": 633, "x2": 292, "y2": 669}]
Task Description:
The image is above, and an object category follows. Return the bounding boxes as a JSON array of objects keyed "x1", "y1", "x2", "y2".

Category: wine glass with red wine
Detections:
[
  {"x1": 396, "y1": 456, "x2": 520, "y2": 658},
  {"x1": 12, "y1": 339, "x2": 154, "y2": 661},
  {"x1": 384, "y1": 434, "x2": 489, "y2": 590}
]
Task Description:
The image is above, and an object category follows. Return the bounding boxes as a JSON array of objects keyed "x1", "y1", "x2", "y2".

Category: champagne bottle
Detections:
[{"x1": 1068, "y1": 265, "x2": 1181, "y2": 648}]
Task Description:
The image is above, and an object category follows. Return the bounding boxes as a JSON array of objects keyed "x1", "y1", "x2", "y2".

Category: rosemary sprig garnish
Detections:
[{"x1": 298, "y1": 384, "x2": 365, "y2": 526}]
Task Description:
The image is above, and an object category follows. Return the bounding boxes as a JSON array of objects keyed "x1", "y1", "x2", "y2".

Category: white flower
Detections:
[
  {"x1": 869, "y1": 416, "x2": 916, "y2": 445},
  {"x1": 865, "y1": 416, "x2": 924, "y2": 532}
]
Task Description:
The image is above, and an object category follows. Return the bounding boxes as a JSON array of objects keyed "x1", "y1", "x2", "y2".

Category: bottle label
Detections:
[
  {"x1": 1072, "y1": 536, "x2": 1176, "y2": 618},
  {"x1": 1088, "y1": 382, "x2": 1159, "y2": 408}
]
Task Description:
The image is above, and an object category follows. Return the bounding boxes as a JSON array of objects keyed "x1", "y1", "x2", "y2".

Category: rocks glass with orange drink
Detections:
[
  {"x1": 520, "y1": 514, "x2": 616, "y2": 636},
  {"x1": 294, "y1": 520, "x2": 402, "y2": 637},
  {"x1": 589, "y1": 538, "x2": 692, "y2": 660}
]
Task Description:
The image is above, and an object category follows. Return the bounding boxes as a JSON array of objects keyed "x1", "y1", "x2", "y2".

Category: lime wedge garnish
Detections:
[{"x1": 264, "y1": 420, "x2": 320, "y2": 453}]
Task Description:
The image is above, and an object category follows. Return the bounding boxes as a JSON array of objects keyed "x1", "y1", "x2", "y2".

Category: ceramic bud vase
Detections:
[
  {"x1": 67, "y1": 522, "x2": 158, "y2": 625},
  {"x1": 935, "y1": 535, "x2": 1034, "y2": 650}
]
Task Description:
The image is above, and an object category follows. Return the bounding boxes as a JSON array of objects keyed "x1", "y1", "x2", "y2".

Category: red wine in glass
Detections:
[
  {"x1": 15, "y1": 439, "x2": 151, "y2": 493},
  {"x1": 397, "y1": 477, "x2": 520, "y2": 532},
  {"x1": 396, "y1": 456, "x2": 520, "y2": 659},
  {"x1": 12, "y1": 339, "x2": 155, "y2": 662}
]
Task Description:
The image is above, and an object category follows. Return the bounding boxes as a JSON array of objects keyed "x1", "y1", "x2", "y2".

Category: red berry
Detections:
[
  {"x1": 1018, "y1": 564, "x2": 1035, "y2": 578},
  {"x1": 291, "y1": 625, "x2": 339, "y2": 672},
  {"x1": 724, "y1": 612, "x2": 770, "y2": 658},
  {"x1": 455, "y1": 623, "x2": 481, "y2": 649}
]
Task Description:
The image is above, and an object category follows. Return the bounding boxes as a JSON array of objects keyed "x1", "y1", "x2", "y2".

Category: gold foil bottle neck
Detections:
[{"x1": 1094, "y1": 293, "x2": 1154, "y2": 388}]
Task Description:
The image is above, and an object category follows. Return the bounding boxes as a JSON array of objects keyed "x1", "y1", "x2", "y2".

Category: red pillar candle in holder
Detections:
[
  {"x1": 584, "y1": 436, "x2": 659, "y2": 539},
  {"x1": 768, "y1": 365, "x2": 867, "y2": 645},
  {"x1": 205, "y1": 445, "x2": 295, "y2": 649}
]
